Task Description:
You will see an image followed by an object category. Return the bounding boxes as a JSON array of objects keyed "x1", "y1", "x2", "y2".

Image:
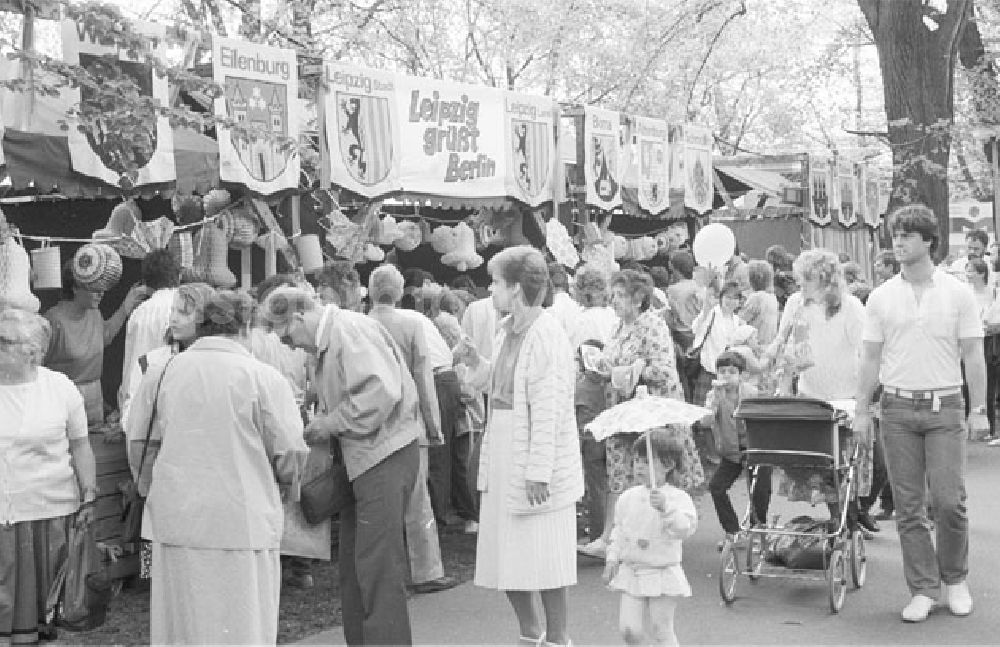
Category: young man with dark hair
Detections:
[{"x1": 855, "y1": 204, "x2": 988, "y2": 622}]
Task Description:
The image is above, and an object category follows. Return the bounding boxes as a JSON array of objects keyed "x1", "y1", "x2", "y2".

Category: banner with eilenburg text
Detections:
[
  {"x1": 683, "y1": 124, "x2": 713, "y2": 214},
  {"x1": 504, "y1": 92, "x2": 557, "y2": 208},
  {"x1": 213, "y1": 37, "x2": 300, "y2": 195},
  {"x1": 583, "y1": 105, "x2": 622, "y2": 211},
  {"x1": 634, "y1": 116, "x2": 670, "y2": 215},
  {"x1": 61, "y1": 18, "x2": 174, "y2": 189}
]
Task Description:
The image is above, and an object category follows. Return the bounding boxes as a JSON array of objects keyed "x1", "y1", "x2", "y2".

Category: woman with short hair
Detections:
[
  {"x1": 314, "y1": 259, "x2": 363, "y2": 311},
  {"x1": 0, "y1": 308, "x2": 94, "y2": 644},
  {"x1": 454, "y1": 246, "x2": 584, "y2": 646},
  {"x1": 127, "y1": 290, "x2": 308, "y2": 645},
  {"x1": 740, "y1": 260, "x2": 780, "y2": 348}
]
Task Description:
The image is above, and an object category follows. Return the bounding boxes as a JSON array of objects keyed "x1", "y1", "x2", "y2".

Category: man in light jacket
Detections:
[{"x1": 263, "y1": 287, "x2": 421, "y2": 646}]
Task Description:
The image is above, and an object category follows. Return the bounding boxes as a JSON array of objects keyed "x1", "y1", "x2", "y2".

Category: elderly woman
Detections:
[
  {"x1": 454, "y1": 246, "x2": 583, "y2": 646},
  {"x1": 739, "y1": 260, "x2": 780, "y2": 348},
  {"x1": 765, "y1": 250, "x2": 870, "y2": 518},
  {"x1": 126, "y1": 291, "x2": 308, "y2": 645},
  {"x1": 44, "y1": 265, "x2": 148, "y2": 422},
  {"x1": 314, "y1": 259, "x2": 363, "y2": 311},
  {"x1": 578, "y1": 269, "x2": 700, "y2": 559},
  {"x1": 0, "y1": 309, "x2": 94, "y2": 643}
]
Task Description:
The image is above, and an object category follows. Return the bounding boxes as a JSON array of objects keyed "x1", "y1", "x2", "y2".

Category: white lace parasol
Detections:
[{"x1": 585, "y1": 393, "x2": 710, "y2": 442}]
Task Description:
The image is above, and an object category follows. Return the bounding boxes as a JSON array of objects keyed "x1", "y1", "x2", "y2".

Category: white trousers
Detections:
[{"x1": 404, "y1": 446, "x2": 444, "y2": 583}]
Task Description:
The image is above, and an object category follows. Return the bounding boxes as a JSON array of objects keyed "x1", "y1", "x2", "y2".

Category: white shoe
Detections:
[
  {"x1": 463, "y1": 520, "x2": 479, "y2": 534},
  {"x1": 901, "y1": 595, "x2": 936, "y2": 622},
  {"x1": 988, "y1": 437, "x2": 1000, "y2": 447},
  {"x1": 576, "y1": 538, "x2": 606, "y2": 558},
  {"x1": 945, "y1": 581, "x2": 973, "y2": 616}
]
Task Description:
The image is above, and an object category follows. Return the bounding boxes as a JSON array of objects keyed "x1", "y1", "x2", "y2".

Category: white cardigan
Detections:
[{"x1": 469, "y1": 311, "x2": 585, "y2": 514}]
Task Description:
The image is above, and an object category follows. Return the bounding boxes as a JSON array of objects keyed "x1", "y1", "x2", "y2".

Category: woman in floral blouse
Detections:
[{"x1": 578, "y1": 270, "x2": 703, "y2": 559}]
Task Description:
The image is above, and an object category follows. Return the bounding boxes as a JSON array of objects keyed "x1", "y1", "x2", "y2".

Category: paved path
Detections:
[{"x1": 299, "y1": 441, "x2": 1000, "y2": 645}]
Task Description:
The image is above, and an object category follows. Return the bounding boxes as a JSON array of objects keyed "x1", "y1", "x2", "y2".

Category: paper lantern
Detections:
[
  {"x1": 294, "y1": 234, "x2": 325, "y2": 273},
  {"x1": 31, "y1": 245, "x2": 62, "y2": 290},
  {"x1": 430, "y1": 226, "x2": 457, "y2": 255},
  {"x1": 0, "y1": 237, "x2": 40, "y2": 312},
  {"x1": 377, "y1": 216, "x2": 404, "y2": 246},
  {"x1": 192, "y1": 223, "x2": 236, "y2": 288},
  {"x1": 364, "y1": 243, "x2": 385, "y2": 263},
  {"x1": 394, "y1": 221, "x2": 422, "y2": 252},
  {"x1": 203, "y1": 189, "x2": 231, "y2": 217},
  {"x1": 171, "y1": 194, "x2": 204, "y2": 225},
  {"x1": 441, "y1": 222, "x2": 483, "y2": 272},
  {"x1": 168, "y1": 232, "x2": 194, "y2": 269},
  {"x1": 72, "y1": 243, "x2": 123, "y2": 293},
  {"x1": 228, "y1": 208, "x2": 258, "y2": 249}
]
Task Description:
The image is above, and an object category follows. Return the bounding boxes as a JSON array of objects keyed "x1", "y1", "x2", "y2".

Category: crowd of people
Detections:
[{"x1": 0, "y1": 202, "x2": 993, "y2": 645}]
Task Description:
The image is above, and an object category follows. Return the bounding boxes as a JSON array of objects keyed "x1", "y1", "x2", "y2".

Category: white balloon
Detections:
[{"x1": 692, "y1": 223, "x2": 736, "y2": 268}]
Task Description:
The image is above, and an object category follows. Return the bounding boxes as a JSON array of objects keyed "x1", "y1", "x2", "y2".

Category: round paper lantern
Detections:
[
  {"x1": 72, "y1": 243, "x2": 123, "y2": 292},
  {"x1": 394, "y1": 221, "x2": 422, "y2": 252},
  {"x1": 692, "y1": 223, "x2": 736, "y2": 268},
  {"x1": 0, "y1": 237, "x2": 40, "y2": 312}
]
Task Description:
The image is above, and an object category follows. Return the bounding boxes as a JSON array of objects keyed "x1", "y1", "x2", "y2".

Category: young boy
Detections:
[{"x1": 703, "y1": 351, "x2": 773, "y2": 545}]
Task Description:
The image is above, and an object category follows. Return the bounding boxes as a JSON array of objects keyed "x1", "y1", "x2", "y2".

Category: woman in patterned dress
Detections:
[{"x1": 578, "y1": 270, "x2": 702, "y2": 559}]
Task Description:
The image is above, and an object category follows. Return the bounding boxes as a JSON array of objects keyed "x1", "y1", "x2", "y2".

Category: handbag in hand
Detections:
[{"x1": 300, "y1": 438, "x2": 354, "y2": 524}]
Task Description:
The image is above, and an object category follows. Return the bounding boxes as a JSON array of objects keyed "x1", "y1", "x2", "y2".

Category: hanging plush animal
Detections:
[
  {"x1": 364, "y1": 243, "x2": 385, "y2": 263},
  {"x1": 376, "y1": 216, "x2": 404, "y2": 246},
  {"x1": 430, "y1": 225, "x2": 458, "y2": 255},
  {"x1": 0, "y1": 233, "x2": 40, "y2": 312},
  {"x1": 93, "y1": 201, "x2": 147, "y2": 259},
  {"x1": 394, "y1": 221, "x2": 422, "y2": 252},
  {"x1": 441, "y1": 222, "x2": 483, "y2": 272},
  {"x1": 191, "y1": 221, "x2": 236, "y2": 288},
  {"x1": 171, "y1": 193, "x2": 204, "y2": 226}
]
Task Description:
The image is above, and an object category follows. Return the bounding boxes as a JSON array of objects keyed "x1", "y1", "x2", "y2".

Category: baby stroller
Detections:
[{"x1": 717, "y1": 397, "x2": 867, "y2": 613}]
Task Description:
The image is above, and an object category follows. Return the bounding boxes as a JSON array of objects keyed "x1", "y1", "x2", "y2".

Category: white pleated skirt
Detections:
[
  {"x1": 474, "y1": 408, "x2": 578, "y2": 591},
  {"x1": 150, "y1": 542, "x2": 281, "y2": 645}
]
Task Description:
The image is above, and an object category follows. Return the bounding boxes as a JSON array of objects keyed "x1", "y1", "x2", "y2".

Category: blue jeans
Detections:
[{"x1": 880, "y1": 393, "x2": 968, "y2": 598}]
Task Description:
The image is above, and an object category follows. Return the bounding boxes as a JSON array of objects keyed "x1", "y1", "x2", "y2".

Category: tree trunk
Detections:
[{"x1": 859, "y1": 0, "x2": 972, "y2": 260}]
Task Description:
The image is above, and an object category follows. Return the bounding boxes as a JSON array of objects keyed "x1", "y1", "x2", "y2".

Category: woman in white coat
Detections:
[{"x1": 455, "y1": 246, "x2": 584, "y2": 647}]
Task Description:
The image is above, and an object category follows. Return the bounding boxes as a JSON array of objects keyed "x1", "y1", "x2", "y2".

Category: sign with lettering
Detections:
[
  {"x1": 504, "y1": 92, "x2": 557, "y2": 208},
  {"x1": 683, "y1": 125, "x2": 713, "y2": 214},
  {"x1": 634, "y1": 116, "x2": 670, "y2": 215},
  {"x1": 61, "y1": 18, "x2": 174, "y2": 189},
  {"x1": 325, "y1": 65, "x2": 399, "y2": 198},
  {"x1": 583, "y1": 105, "x2": 622, "y2": 211},
  {"x1": 213, "y1": 37, "x2": 300, "y2": 195}
]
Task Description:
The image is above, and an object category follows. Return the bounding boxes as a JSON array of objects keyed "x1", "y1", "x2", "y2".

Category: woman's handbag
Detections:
[
  {"x1": 299, "y1": 439, "x2": 354, "y2": 524},
  {"x1": 682, "y1": 310, "x2": 716, "y2": 379},
  {"x1": 46, "y1": 523, "x2": 112, "y2": 632}
]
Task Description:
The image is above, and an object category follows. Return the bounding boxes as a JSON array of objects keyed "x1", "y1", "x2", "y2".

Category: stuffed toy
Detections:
[
  {"x1": 394, "y1": 221, "x2": 422, "y2": 252},
  {"x1": 0, "y1": 233, "x2": 40, "y2": 312},
  {"x1": 364, "y1": 243, "x2": 385, "y2": 263},
  {"x1": 191, "y1": 222, "x2": 236, "y2": 288},
  {"x1": 441, "y1": 222, "x2": 483, "y2": 272},
  {"x1": 171, "y1": 194, "x2": 204, "y2": 226},
  {"x1": 93, "y1": 201, "x2": 147, "y2": 259},
  {"x1": 376, "y1": 216, "x2": 404, "y2": 246},
  {"x1": 430, "y1": 225, "x2": 457, "y2": 255}
]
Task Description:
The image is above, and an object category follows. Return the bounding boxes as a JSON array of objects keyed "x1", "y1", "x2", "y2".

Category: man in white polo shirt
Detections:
[{"x1": 854, "y1": 204, "x2": 989, "y2": 623}]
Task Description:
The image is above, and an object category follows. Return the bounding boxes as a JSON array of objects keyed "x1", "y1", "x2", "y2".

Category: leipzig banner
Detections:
[
  {"x1": 213, "y1": 37, "x2": 300, "y2": 195},
  {"x1": 61, "y1": 19, "x2": 174, "y2": 189},
  {"x1": 583, "y1": 105, "x2": 622, "y2": 211},
  {"x1": 683, "y1": 124, "x2": 713, "y2": 214},
  {"x1": 634, "y1": 116, "x2": 670, "y2": 215},
  {"x1": 504, "y1": 92, "x2": 556, "y2": 208}
]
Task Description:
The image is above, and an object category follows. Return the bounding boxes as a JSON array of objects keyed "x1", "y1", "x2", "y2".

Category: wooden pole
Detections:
[{"x1": 993, "y1": 138, "x2": 999, "y2": 240}]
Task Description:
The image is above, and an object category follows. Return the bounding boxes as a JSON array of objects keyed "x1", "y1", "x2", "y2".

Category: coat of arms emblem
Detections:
[
  {"x1": 225, "y1": 77, "x2": 294, "y2": 182},
  {"x1": 336, "y1": 94, "x2": 393, "y2": 186}
]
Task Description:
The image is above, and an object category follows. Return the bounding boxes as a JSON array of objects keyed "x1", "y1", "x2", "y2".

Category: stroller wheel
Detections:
[
  {"x1": 827, "y1": 549, "x2": 847, "y2": 613},
  {"x1": 719, "y1": 541, "x2": 738, "y2": 605},
  {"x1": 747, "y1": 532, "x2": 765, "y2": 582},
  {"x1": 850, "y1": 530, "x2": 867, "y2": 589}
]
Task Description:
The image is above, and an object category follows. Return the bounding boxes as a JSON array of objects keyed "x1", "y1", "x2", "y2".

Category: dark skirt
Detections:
[{"x1": 0, "y1": 516, "x2": 70, "y2": 645}]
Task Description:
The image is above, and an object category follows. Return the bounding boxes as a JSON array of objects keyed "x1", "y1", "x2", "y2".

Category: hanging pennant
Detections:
[
  {"x1": 683, "y1": 125, "x2": 713, "y2": 214},
  {"x1": 504, "y1": 93, "x2": 557, "y2": 208},
  {"x1": 584, "y1": 105, "x2": 623, "y2": 211},
  {"x1": 808, "y1": 156, "x2": 833, "y2": 226},
  {"x1": 60, "y1": 19, "x2": 175, "y2": 189},
  {"x1": 838, "y1": 160, "x2": 856, "y2": 228},
  {"x1": 213, "y1": 37, "x2": 301, "y2": 196},
  {"x1": 635, "y1": 116, "x2": 670, "y2": 215}
]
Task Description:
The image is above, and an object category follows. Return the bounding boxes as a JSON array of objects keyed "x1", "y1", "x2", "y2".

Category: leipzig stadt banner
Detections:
[
  {"x1": 213, "y1": 37, "x2": 301, "y2": 196},
  {"x1": 61, "y1": 18, "x2": 175, "y2": 189},
  {"x1": 323, "y1": 63, "x2": 557, "y2": 205}
]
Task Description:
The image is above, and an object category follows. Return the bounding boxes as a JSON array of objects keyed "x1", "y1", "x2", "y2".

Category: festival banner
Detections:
[
  {"x1": 395, "y1": 75, "x2": 506, "y2": 199},
  {"x1": 683, "y1": 124, "x2": 713, "y2": 214},
  {"x1": 668, "y1": 124, "x2": 685, "y2": 196},
  {"x1": 61, "y1": 19, "x2": 174, "y2": 189},
  {"x1": 213, "y1": 37, "x2": 300, "y2": 195},
  {"x1": 584, "y1": 105, "x2": 622, "y2": 211},
  {"x1": 504, "y1": 92, "x2": 556, "y2": 208},
  {"x1": 838, "y1": 159, "x2": 856, "y2": 227},
  {"x1": 618, "y1": 115, "x2": 639, "y2": 191},
  {"x1": 808, "y1": 155, "x2": 832, "y2": 226},
  {"x1": 863, "y1": 168, "x2": 881, "y2": 227},
  {"x1": 634, "y1": 116, "x2": 670, "y2": 215},
  {"x1": 324, "y1": 64, "x2": 399, "y2": 198}
]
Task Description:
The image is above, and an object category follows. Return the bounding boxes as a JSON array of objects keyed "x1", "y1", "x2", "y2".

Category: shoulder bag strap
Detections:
[
  {"x1": 689, "y1": 309, "x2": 717, "y2": 357},
  {"x1": 136, "y1": 355, "x2": 176, "y2": 485}
]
